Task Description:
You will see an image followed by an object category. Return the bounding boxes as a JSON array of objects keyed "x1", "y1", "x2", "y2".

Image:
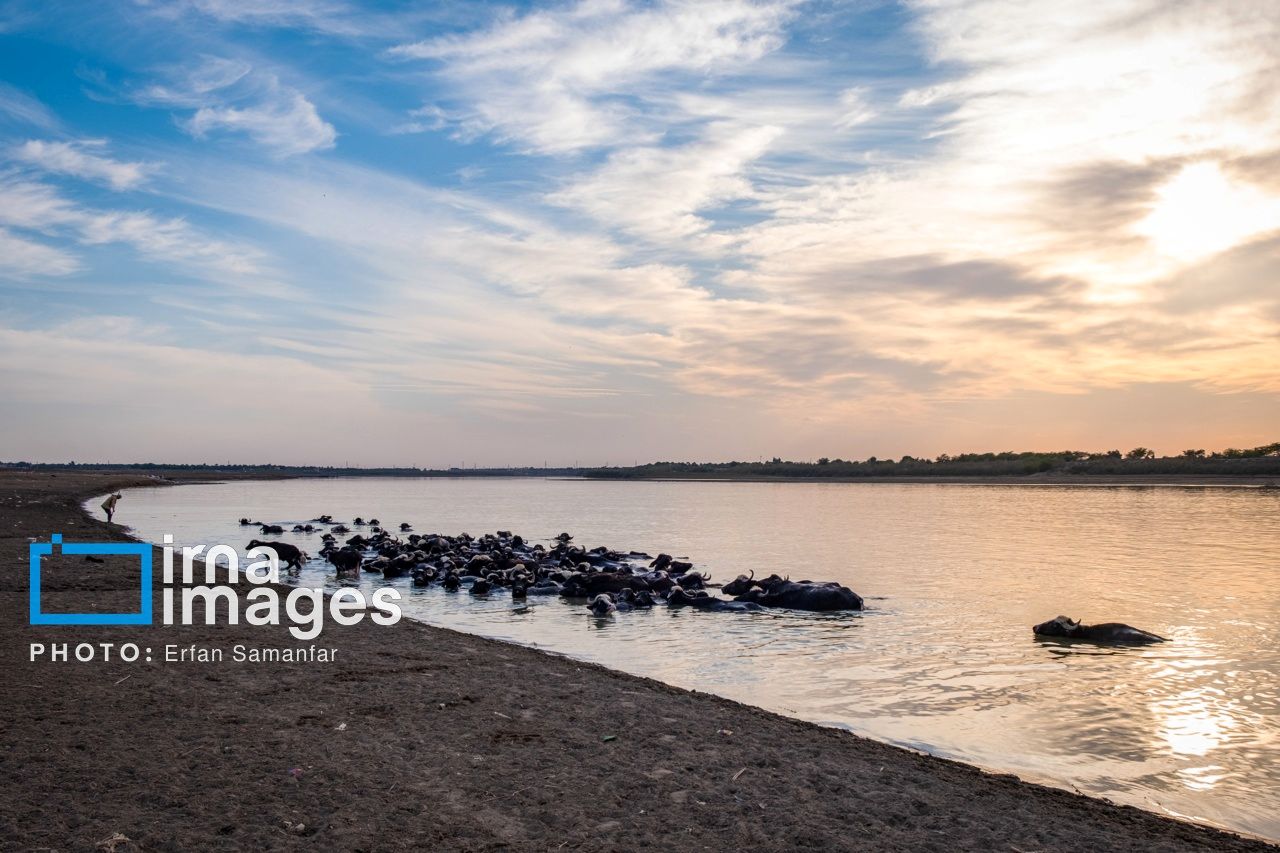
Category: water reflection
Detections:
[{"x1": 112, "y1": 478, "x2": 1280, "y2": 842}]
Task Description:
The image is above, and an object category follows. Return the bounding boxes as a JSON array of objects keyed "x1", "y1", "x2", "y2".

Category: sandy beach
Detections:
[{"x1": 2, "y1": 470, "x2": 1276, "y2": 852}]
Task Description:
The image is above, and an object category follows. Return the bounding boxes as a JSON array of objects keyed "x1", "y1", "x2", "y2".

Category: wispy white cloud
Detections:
[
  {"x1": 391, "y1": 0, "x2": 797, "y2": 153},
  {"x1": 139, "y1": 0, "x2": 411, "y2": 38},
  {"x1": 0, "y1": 172, "x2": 270, "y2": 282},
  {"x1": 111, "y1": 56, "x2": 336, "y2": 156},
  {"x1": 0, "y1": 82, "x2": 59, "y2": 130},
  {"x1": 549, "y1": 122, "x2": 782, "y2": 241},
  {"x1": 12, "y1": 139, "x2": 151, "y2": 190},
  {"x1": 0, "y1": 227, "x2": 81, "y2": 276},
  {"x1": 184, "y1": 89, "x2": 336, "y2": 155}
]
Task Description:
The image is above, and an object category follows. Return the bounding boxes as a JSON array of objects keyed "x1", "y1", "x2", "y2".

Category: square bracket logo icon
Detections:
[{"x1": 29, "y1": 534, "x2": 153, "y2": 626}]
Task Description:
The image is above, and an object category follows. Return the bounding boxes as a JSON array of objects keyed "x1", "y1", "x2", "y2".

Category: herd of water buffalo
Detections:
[
  {"x1": 240, "y1": 515, "x2": 1166, "y2": 643},
  {"x1": 240, "y1": 515, "x2": 864, "y2": 616}
]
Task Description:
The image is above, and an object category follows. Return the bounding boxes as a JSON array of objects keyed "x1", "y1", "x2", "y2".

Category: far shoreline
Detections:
[
  {"x1": 571, "y1": 473, "x2": 1279, "y2": 487},
  {"x1": 30, "y1": 463, "x2": 1279, "y2": 493}
]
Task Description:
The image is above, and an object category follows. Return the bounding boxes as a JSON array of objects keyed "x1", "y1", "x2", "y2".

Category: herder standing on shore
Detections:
[{"x1": 101, "y1": 492, "x2": 122, "y2": 523}]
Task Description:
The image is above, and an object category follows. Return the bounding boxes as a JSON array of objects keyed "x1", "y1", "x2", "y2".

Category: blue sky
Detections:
[{"x1": 1, "y1": 0, "x2": 1278, "y2": 465}]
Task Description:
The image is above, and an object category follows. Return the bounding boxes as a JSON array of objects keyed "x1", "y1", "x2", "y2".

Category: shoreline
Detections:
[
  {"x1": 3, "y1": 470, "x2": 1276, "y2": 851},
  {"x1": 576, "y1": 474, "x2": 1279, "y2": 487}
]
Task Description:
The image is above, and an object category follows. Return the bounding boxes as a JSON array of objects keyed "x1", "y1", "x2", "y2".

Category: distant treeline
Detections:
[{"x1": 581, "y1": 443, "x2": 1280, "y2": 480}]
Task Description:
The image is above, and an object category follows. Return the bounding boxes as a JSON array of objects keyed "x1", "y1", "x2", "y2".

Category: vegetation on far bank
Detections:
[
  {"x1": 581, "y1": 443, "x2": 1280, "y2": 480},
  {"x1": 2, "y1": 442, "x2": 1278, "y2": 480}
]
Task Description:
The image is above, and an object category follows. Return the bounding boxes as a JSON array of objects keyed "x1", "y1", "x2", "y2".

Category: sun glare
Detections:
[{"x1": 1137, "y1": 162, "x2": 1280, "y2": 263}]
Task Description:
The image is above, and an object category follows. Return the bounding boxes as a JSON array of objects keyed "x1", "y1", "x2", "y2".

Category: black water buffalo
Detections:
[
  {"x1": 735, "y1": 577, "x2": 863, "y2": 612},
  {"x1": 722, "y1": 571, "x2": 757, "y2": 596},
  {"x1": 674, "y1": 571, "x2": 708, "y2": 590},
  {"x1": 469, "y1": 578, "x2": 491, "y2": 595},
  {"x1": 587, "y1": 593, "x2": 617, "y2": 616},
  {"x1": 258, "y1": 523, "x2": 285, "y2": 535},
  {"x1": 560, "y1": 572, "x2": 649, "y2": 598},
  {"x1": 616, "y1": 588, "x2": 655, "y2": 609},
  {"x1": 399, "y1": 522, "x2": 413, "y2": 531},
  {"x1": 238, "y1": 517, "x2": 255, "y2": 526},
  {"x1": 442, "y1": 573, "x2": 461, "y2": 592},
  {"x1": 526, "y1": 580, "x2": 563, "y2": 596},
  {"x1": 1033, "y1": 615, "x2": 1166, "y2": 645},
  {"x1": 326, "y1": 548, "x2": 361, "y2": 574},
  {"x1": 246, "y1": 540, "x2": 307, "y2": 571},
  {"x1": 667, "y1": 588, "x2": 763, "y2": 613}
]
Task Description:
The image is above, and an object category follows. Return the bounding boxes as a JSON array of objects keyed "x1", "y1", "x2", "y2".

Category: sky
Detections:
[{"x1": 0, "y1": 0, "x2": 1277, "y2": 467}]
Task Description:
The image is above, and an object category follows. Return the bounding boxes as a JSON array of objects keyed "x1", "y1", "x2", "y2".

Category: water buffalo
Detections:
[
  {"x1": 722, "y1": 570, "x2": 756, "y2": 596},
  {"x1": 617, "y1": 588, "x2": 655, "y2": 609},
  {"x1": 735, "y1": 577, "x2": 863, "y2": 612},
  {"x1": 1033, "y1": 615, "x2": 1166, "y2": 645},
  {"x1": 442, "y1": 573, "x2": 461, "y2": 592},
  {"x1": 399, "y1": 522, "x2": 413, "y2": 531},
  {"x1": 238, "y1": 517, "x2": 255, "y2": 526},
  {"x1": 674, "y1": 571, "x2": 708, "y2": 590},
  {"x1": 526, "y1": 580, "x2": 563, "y2": 596},
  {"x1": 326, "y1": 548, "x2": 361, "y2": 575},
  {"x1": 258, "y1": 523, "x2": 284, "y2": 535},
  {"x1": 667, "y1": 588, "x2": 763, "y2": 613},
  {"x1": 469, "y1": 578, "x2": 491, "y2": 595},
  {"x1": 587, "y1": 593, "x2": 617, "y2": 616},
  {"x1": 560, "y1": 572, "x2": 649, "y2": 598},
  {"x1": 246, "y1": 540, "x2": 308, "y2": 571}
]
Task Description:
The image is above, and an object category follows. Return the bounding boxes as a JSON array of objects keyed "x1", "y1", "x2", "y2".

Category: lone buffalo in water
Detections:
[
  {"x1": 246, "y1": 540, "x2": 308, "y2": 571},
  {"x1": 1033, "y1": 615, "x2": 1166, "y2": 645}
]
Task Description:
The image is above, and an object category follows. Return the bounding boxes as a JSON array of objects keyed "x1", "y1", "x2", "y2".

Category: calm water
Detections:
[{"x1": 104, "y1": 478, "x2": 1280, "y2": 840}]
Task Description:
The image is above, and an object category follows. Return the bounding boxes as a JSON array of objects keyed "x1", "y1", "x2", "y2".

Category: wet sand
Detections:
[{"x1": 1, "y1": 470, "x2": 1275, "y2": 852}]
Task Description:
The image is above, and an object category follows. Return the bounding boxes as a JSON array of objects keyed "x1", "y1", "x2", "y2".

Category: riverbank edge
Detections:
[
  {"x1": 576, "y1": 474, "x2": 1278, "y2": 486},
  {"x1": 2, "y1": 469, "x2": 1276, "y2": 852}
]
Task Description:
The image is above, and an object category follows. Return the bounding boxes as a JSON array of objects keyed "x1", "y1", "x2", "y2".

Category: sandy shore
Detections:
[{"x1": 1, "y1": 470, "x2": 1275, "y2": 852}]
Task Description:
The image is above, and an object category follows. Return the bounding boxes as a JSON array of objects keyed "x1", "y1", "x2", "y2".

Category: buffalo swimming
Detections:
[{"x1": 1033, "y1": 615, "x2": 1166, "y2": 645}]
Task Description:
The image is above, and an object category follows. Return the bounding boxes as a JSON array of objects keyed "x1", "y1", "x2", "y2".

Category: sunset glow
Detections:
[{"x1": 1, "y1": 1, "x2": 1278, "y2": 464}]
